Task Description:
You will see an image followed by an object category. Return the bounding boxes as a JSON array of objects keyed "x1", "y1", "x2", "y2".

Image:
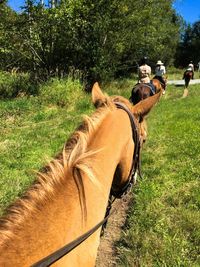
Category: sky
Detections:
[
  {"x1": 173, "y1": 0, "x2": 200, "y2": 24},
  {"x1": 7, "y1": 0, "x2": 200, "y2": 25}
]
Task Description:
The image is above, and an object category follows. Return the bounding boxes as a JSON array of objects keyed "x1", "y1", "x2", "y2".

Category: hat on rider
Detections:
[{"x1": 156, "y1": 60, "x2": 164, "y2": 65}]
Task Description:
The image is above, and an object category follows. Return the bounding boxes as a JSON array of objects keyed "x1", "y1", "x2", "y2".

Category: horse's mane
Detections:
[{"x1": 0, "y1": 94, "x2": 115, "y2": 244}]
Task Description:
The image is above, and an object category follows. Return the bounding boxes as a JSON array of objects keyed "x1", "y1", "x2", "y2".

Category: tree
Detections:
[
  {"x1": 175, "y1": 21, "x2": 200, "y2": 68},
  {"x1": 0, "y1": 0, "x2": 182, "y2": 84},
  {"x1": 0, "y1": 2, "x2": 19, "y2": 70}
]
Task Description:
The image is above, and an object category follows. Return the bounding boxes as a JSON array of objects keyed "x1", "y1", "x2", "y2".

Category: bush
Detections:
[
  {"x1": 39, "y1": 78, "x2": 85, "y2": 107},
  {"x1": 0, "y1": 71, "x2": 37, "y2": 99}
]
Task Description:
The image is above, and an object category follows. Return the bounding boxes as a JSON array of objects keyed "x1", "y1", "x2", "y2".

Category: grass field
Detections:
[
  {"x1": 116, "y1": 84, "x2": 200, "y2": 266},
  {"x1": 0, "y1": 78, "x2": 199, "y2": 266},
  {"x1": 0, "y1": 78, "x2": 93, "y2": 214}
]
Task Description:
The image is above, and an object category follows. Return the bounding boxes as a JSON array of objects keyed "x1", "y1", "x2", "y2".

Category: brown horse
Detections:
[
  {"x1": 0, "y1": 83, "x2": 161, "y2": 267},
  {"x1": 130, "y1": 78, "x2": 165, "y2": 105},
  {"x1": 183, "y1": 70, "x2": 193, "y2": 88}
]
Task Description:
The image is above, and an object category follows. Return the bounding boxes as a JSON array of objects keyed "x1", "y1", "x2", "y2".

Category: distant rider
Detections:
[
  {"x1": 137, "y1": 56, "x2": 156, "y2": 95},
  {"x1": 138, "y1": 56, "x2": 151, "y2": 84},
  {"x1": 153, "y1": 60, "x2": 166, "y2": 90},
  {"x1": 183, "y1": 61, "x2": 194, "y2": 79}
]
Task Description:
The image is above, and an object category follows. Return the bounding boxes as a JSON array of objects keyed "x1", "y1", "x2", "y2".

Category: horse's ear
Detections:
[
  {"x1": 132, "y1": 91, "x2": 162, "y2": 120},
  {"x1": 92, "y1": 82, "x2": 108, "y2": 108}
]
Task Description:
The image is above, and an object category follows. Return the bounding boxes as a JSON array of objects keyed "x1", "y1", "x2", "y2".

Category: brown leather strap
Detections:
[
  {"x1": 31, "y1": 211, "x2": 114, "y2": 267},
  {"x1": 111, "y1": 102, "x2": 141, "y2": 198}
]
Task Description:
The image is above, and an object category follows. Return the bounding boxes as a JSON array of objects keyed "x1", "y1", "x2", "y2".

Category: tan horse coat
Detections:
[{"x1": 0, "y1": 83, "x2": 161, "y2": 266}]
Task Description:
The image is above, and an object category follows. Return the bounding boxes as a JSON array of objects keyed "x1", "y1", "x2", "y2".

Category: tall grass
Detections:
[
  {"x1": 0, "y1": 77, "x2": 93, "y2": 214},
  {"x1": 0, "y1": 71, "x2": 37, "y2": 98}
]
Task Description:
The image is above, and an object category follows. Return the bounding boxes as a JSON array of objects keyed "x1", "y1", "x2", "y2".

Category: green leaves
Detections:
[
  {"x1": 1, "y1": 0, "x2": 181, "y2": 81},
  {"x1": 176, "y1": 21, "x2": 200, "y2": 67}
]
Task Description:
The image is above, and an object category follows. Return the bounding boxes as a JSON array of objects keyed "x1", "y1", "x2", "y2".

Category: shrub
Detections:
[
  {"x1": 0, "y1": 71, "x2": 37, "y2": 99},
  {"x1": 39, "y1": 78, "x2": 84, "y2": 107}
]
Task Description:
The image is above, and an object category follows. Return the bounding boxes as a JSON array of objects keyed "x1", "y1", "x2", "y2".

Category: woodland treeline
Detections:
[{"x1": 0, "y1": 0, "x2": 200, "y2": 88}]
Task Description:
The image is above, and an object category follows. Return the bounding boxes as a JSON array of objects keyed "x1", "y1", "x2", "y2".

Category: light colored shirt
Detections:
[
  {"x1": 138, "y1": 64, "x2": 151, "y2": 83},
  {"x1": 155, "y1": 65, "x2": 166, "y2": 77},
  {"x1": 187, "y1": 63, "x2": 194, "y2": 71}
]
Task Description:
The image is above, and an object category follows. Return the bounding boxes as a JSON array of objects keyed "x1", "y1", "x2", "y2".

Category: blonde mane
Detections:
[{"x1": 0, "y1": 94, "x2": 116, "y2": 244}]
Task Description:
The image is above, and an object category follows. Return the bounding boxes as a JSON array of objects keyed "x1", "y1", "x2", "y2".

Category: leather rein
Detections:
[
  {"x1": 31, "y1": 102, "x2": 141, "y2": 267},
  {"x1": 112, "y1": 102, "x2": 141, "y2": 198}
]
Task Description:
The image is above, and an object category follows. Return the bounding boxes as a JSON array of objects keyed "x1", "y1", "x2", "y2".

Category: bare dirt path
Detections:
[{"x1": 95, "y1": 193, "x2": 133, "y2": 267}]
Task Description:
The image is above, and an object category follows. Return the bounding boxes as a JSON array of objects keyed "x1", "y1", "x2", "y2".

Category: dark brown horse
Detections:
[
  {"x1": 130, "y1": 78, "x2": 165, "y2": 105},
  {"x1": 183, "y1": 71, "x2": 193, "y2": 88}
]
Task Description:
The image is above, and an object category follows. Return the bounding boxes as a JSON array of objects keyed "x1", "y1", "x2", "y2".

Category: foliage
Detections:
[
  {"x1": 0, "y1": 3, "x2": 19, "y2": 69},
  {"x1": 0, "y1": 0, "x2": 182, "y2": 84},
  {"x1": 175, "y1": 21, "x2": 200, "y2": 68},
  {"x1": 39, "y1": 77, "x2": 85, "y2": 107},
  {"x1": 0, "y1": 71, "x2": 37, "y2": 98}
]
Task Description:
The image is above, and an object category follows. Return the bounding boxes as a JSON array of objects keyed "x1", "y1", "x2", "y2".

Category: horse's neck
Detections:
[
  {"x1": 88, "y1": 108, "x2": 133, "y2": 190},
  {"x1": 0, "y1": 108, "x2": 133, "y2": 267},
  {"x1": 0, "y1": 178, "x2": 83, "y2": 266}
]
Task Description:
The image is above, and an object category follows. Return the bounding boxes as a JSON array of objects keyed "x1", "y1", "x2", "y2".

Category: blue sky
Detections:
[
  {"x1": 8, "y1": 0, "x2": 200, "y2": 24},
  {"x1": 173, "y1": 0, "x2": 200, "y2": 24}
]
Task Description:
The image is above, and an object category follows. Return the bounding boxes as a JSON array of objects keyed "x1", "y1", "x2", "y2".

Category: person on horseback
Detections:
[
  {"x1": 137, "y1": 56, "x2": 155, "y2": 94},
  {"x1": 130, "y1": 57, "x2": 156, "y2": 104},
  {"x1": 153, "y1": 60, "x2": 166, "y2": 91},
  {"x1": 183, "y1": 61, "x2": 194, "y2": 79},
  {"x1": 138, "y1": 56, "x2": 151, "y2": 83}
]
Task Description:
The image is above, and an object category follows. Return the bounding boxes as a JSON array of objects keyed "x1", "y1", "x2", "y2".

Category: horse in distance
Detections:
[
  {"x1": 183, "y1": 70, "x2": 193, "y2": 89},
  {"x1": 130, "y1": 78, "x2": 165, "y2": 105},
  {"x1": 0, "y1": 82, "x2": 161, "y2": 267}
]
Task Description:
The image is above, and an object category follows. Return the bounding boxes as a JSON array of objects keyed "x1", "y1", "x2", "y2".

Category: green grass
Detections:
[
  {"x1": 0, "y1": 78, "x2": 93, "y2": 214},
  {"x1": 0, "y1": 77, "x2": 199, "y2": 266},
  {"x1": 116, "y1": 84, "x2": 200, "y2": 266},
  {"x1": 167, "y1": 67, "x2": 199, "y2": 80}
]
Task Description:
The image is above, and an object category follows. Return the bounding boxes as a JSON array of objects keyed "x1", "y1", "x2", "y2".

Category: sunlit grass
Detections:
[
  {"x1": 0, "y1": 78, "x2": 93, "y2": 214},
  {"x1": 116, "y1": 84, "x2": 200, "y2": 266}
]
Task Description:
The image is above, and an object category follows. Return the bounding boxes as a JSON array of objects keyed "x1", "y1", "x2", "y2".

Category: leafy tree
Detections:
[
  {"x1": 0, "y1": 0, "x2": 182, "y2": 86},
  {"x1": 0, "y1": 2, "x2": 19, "y2": 70},
  {"x1": 175, "y1": 21, "x2": 200, "y2": 68}
]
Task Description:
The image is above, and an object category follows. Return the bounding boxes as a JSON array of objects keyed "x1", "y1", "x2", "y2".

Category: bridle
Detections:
[
  {"x1": 111, "y1": 102, "x2": 141, "y2": 198},
  {"x1": 31, "y1": 102, "x2": 141, "y2": 267}
]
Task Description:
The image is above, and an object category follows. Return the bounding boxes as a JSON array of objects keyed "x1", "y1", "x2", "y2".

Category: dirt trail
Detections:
[
  {"x1": 167, "y1": 78, "x2": 200, "y2": 85},
  {"x1": 95, "y1": 194, "x2": 133, "y2": 267}
]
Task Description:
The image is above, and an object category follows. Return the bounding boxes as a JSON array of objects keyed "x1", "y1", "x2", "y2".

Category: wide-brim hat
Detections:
[{"x1": 156, "y1": 60, "x2": 164, "y2": 65}]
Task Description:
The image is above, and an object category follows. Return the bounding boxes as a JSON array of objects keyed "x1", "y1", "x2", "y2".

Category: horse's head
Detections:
[
  {"x1": 92, "y1": 82, "x2": 152, "y2": 143},
  {"x1": 92, "y1": 82, "x2": 161, "y2": 196}
]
